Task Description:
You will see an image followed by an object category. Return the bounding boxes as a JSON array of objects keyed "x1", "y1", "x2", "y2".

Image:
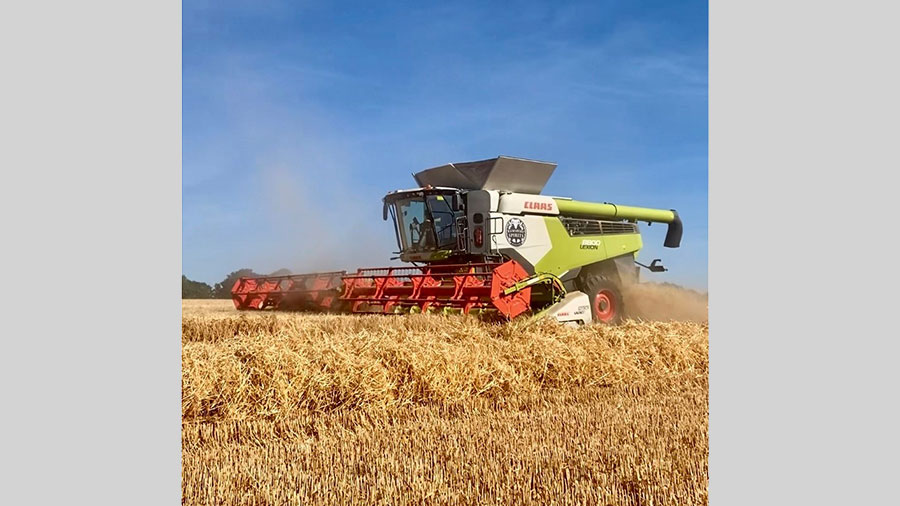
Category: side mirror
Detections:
[
  {"x1": 648, "y1": 259, "x2": 668, "y2": 272},
  {"x1": 382, "y1": 202, "x2": 389, "y2": 221},
  {"x1": 635, "y1": 259, "x2": 668, "y2": 273}
]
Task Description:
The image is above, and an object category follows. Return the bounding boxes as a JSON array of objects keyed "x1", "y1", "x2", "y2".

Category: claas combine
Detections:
[{"x1": 231, "y1": 156, "x2": 682, "y2": 324}]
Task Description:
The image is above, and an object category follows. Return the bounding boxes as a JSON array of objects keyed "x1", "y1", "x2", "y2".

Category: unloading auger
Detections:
[{"x1": 231, "y1": 156, "x2": 682, "y2": 324}]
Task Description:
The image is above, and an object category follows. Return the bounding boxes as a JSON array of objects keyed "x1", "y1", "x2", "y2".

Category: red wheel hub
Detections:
[{"x1": 593, "y1": 289, "x2": 617, "y2": 322}]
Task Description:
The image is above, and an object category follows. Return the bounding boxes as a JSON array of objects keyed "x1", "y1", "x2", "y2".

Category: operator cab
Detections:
[{"x1": 383, "y1": 187, "x2": 464, "y2": 262}]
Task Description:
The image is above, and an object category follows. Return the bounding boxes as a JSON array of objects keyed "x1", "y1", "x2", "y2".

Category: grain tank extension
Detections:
[{"x1": 231, "y1": 156, "x2": 682, "y2": 324}]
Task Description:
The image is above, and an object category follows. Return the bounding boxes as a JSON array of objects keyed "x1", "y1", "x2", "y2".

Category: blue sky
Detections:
[{"x1": 183, "y1": 0, "x2": 708, "y2": 290}]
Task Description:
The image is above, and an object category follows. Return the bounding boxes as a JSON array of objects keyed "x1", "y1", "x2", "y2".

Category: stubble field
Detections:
[{"x1": 182, "y1": 299, "x2": 709, "y2": 505}]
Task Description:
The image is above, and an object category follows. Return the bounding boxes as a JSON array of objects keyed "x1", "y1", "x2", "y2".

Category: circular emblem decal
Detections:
[{"x1": 505, "y1": 218, "x2": 527, "y2": 247}]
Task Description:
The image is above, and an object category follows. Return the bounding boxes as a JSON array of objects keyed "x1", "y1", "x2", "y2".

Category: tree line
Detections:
[{"x1": 182, "y1": 268, "x2": 291, "y2": 299}]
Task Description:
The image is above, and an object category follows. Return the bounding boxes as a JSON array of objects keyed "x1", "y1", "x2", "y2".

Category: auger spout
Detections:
[{"x1": 553, "y1": 199, "x2": 683, "y2": 248}]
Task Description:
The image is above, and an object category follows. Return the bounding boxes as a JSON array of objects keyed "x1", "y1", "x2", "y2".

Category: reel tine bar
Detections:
[
  {"x1": 231, "y1": 271, "x2": 346, "y2": 310},
  {"x1": 341, "y1": 263, "x2": 502, "y2": 315}
]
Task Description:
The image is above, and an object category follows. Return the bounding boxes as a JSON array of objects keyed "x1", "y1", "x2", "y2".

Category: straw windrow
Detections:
[
  {"x1": 182, "y1": 314, "x2": 707, "y2": 418},
  {"x1": 182, "y1": 301, "x2": 709, "y2": 505}
]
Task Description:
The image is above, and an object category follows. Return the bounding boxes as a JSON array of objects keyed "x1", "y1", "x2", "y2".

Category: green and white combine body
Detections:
[{"x1": 382, "y1": 156, "x2": 682, "y2": 324}]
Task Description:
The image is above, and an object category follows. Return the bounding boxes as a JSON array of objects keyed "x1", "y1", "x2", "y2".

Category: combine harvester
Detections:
[{"x1": 232, "y1": 156, "x2": 682, "y2": 324}]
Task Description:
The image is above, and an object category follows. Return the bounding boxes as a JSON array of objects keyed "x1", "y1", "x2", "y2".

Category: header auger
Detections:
[{"x1": 231, "y1": 156, "x2": 682, "y2": 324}]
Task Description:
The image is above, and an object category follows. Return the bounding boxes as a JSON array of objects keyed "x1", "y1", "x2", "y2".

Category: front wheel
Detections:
[{"x1": 582, "y1": 276, "x2": 625, "y2": 324}]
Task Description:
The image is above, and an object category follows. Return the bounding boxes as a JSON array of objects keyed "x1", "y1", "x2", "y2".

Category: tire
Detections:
[{"x1": 581, "y1": 274, "x2": 625, "y2": 324}]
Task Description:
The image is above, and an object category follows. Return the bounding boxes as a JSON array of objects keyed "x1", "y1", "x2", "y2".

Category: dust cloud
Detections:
[
  {"x1": 623, "y1": 282, "x2": 708, "y2": 322},
  {"x1": 210, "y1": 70, "x2": 401, "y2": 278},
  {"x1": 253, "y1": 158, "x2": 397, "y2": 275}
]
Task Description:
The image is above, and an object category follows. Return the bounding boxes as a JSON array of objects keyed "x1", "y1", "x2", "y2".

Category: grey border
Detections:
[
  {"x1": 711, "y1": 1, "x2": 898, "y2": 504},
  {"x1": 2, "y1": 1, "x2": 898, "y2": 504},
  {"x1": 0, "y1": 2, "x2": 180, "y2": 504}
]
